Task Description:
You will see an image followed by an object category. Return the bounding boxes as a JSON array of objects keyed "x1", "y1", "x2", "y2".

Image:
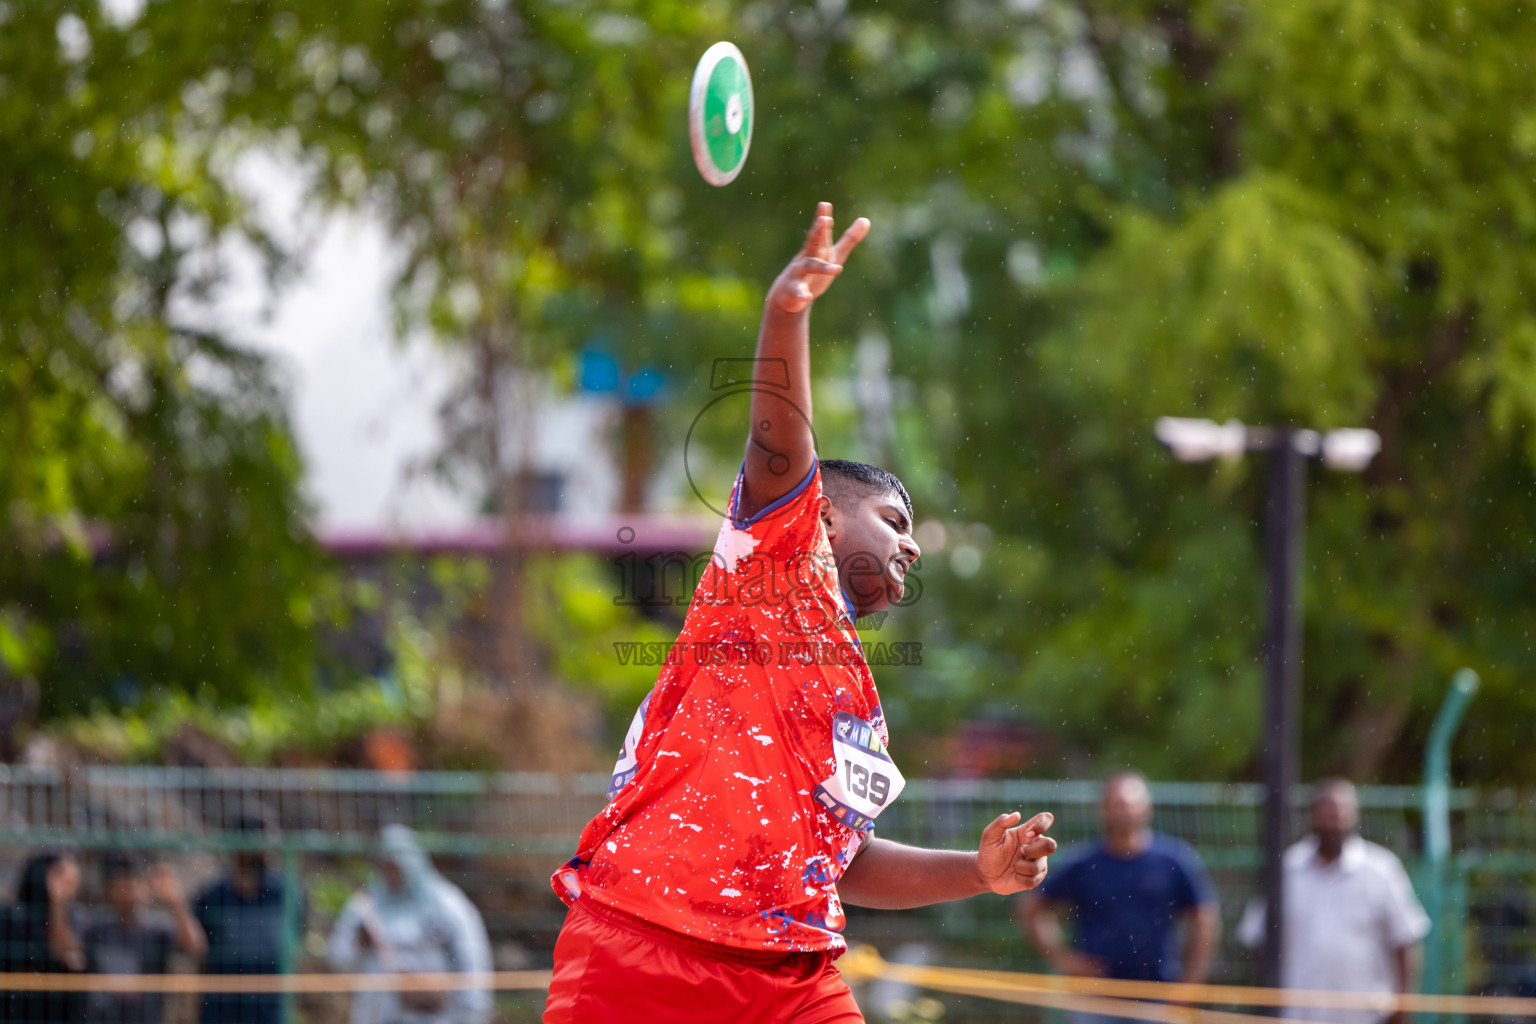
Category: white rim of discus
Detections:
[{"x1": 689, "y1": 41, "x2": 754, "y2": 187}]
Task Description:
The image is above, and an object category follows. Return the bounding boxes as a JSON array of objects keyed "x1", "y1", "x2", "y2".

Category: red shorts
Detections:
[{"x1": 543, "y1": 898, "x2": 864, "y2": 1024}]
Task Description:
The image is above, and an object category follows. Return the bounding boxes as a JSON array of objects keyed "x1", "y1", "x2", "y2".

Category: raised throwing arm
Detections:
[{"x1": 737, "y1": 202, "x2": 869, "y2": 520}]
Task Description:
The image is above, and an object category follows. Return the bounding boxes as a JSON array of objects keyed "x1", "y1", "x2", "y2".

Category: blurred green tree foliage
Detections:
[
  {"x1": 1010, "y1": 0, "x2": 1536, "y2": 784},
  {"x1": 7, "y1": 0, "x2": 1535, "y2": 783},
  {"x1": 0, "y1": 0, "x2": 334, "y2": 715},
  {"x1": 273, "y1": 0, "x2": 1533, "y2": 782}
]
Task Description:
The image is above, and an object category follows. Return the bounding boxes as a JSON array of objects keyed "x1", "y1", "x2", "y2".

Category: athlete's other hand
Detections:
[
  {"x1": 767, "y1": 201, "x2": 869, "y2": 315},
  {"x1": 976, "y1": 811, "x2": 1055, "y2": 895}
]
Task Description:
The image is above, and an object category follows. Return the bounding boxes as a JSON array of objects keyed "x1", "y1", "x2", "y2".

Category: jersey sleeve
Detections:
[{"x1": 724, "y1": 460, "x2": 823, "y2": 560}]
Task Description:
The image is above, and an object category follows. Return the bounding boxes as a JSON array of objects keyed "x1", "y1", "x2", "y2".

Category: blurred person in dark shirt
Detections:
[
  {"x1": 81, "y1": 852, "x2": 206, "y2": 1024},
  {"x1": 1, "y1": 850, "x2": 87, "y2": 1024},
  {"x1": 1020, "y1": 772, "x2": 1219, "y2": 1023},
  {"x1": 194, "y1": 816, "x2": 303, "y2": 1024}
]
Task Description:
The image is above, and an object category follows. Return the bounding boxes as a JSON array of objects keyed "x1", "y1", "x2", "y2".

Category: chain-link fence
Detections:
[
  {"x1": 857, "y1": 779, "x2": 1436, "y2": 969},
  {"x1": 0, "y1": 766, "x2": 604, "y2": 1024},
  {"x1": 0, "y1": 767, "x2": 1530, "y2": 1023}
]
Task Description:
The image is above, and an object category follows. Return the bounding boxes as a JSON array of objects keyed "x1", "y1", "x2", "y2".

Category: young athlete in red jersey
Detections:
[{"x1": 544, "y1": 203, "x2": 1056, "y2": 1023}]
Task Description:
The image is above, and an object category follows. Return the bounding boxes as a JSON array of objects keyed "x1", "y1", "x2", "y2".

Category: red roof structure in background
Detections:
[{"x1": 318, "y1": 514, "x2": 720, "y2": 559}]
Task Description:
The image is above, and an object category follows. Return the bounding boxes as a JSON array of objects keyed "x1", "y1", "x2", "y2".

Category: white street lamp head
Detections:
[
  {"x1": 1154, "y1": 417, "x2": 1248, "y2": 462},
  {"x1": 1321, "y1": 428, "x2": 1381, "y2": 472}
]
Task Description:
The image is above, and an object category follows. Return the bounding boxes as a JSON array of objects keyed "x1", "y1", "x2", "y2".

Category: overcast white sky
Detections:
[{"x1": 205, "y1": 156, "x2": 479, "y2": 534}]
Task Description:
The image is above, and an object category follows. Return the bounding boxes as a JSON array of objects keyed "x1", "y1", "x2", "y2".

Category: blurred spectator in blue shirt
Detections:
[
  {"x1": 1020, "y1": 772, "x2": 1219, "y2": 1016},
  {"x1": 194, "y1": 815, "x2": 303, "y2": 1024}
]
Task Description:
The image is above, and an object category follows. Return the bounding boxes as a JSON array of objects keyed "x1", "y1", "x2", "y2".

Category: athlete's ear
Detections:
[{"x1": 818, "y1": 495, "x2": 838, "y2": 541}]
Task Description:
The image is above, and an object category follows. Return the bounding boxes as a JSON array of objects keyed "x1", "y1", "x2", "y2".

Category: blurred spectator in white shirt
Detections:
[
  {"x1": 328, "y1": 826, "x2": 492, "y2": 1024},
  {"x1": 1239, "y1": 779, "x2": 1430, "y2": 1024}
]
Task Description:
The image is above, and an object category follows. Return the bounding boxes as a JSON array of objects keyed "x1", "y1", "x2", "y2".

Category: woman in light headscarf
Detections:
[{"x1": 328, "y1": 826, "x2": 492, "y2": 1024}]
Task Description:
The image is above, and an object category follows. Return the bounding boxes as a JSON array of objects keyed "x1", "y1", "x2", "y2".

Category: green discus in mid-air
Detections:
[{"x1": 689, "y1": 41, "x2": 754, "y2": 186}]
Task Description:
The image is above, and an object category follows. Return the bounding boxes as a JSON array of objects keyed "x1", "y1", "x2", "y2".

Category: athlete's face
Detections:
[{"x1": 822, "y1": 489, "x2": 921, "y2": 615}]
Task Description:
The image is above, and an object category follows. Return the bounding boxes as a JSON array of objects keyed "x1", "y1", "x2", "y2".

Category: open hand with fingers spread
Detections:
[
  {"x1": 767, "y1": 201, "x2": 870, "y2": 315},
  {"x1": 977, "y1": 811, "x2": 1056, "y2": 895}
]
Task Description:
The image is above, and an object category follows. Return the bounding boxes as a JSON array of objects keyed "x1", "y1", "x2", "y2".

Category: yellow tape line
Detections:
[
  {"x1": 861, "y1": 961, "x2": 1318, "y2": 1024},
  {"x1": 838, "y1": 947, "x2": 1536, "y2": 1017},
  {"x1": 0, "y1": 971, "x2": 552, "y2": 994},
  {"x1": 1, "y1": 945, "x2": 1532, "y2": 1020}
]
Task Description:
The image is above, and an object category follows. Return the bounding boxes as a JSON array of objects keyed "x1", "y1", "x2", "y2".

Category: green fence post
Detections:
[
  {"x1": 281, "y1": 843, "x2": 302, "y2": 1024},
  {"x1": 1422, "y1": 668, "x2": 1478, "y2": 1021},
  {"x1": 1445, "y1": 867, "x2": 1469, "y2": 1007}
]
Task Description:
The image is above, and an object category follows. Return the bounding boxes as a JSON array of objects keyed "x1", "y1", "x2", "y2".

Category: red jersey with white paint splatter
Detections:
[{"x1": 551, "y1": 462, "x2": 904, "y2": 953}]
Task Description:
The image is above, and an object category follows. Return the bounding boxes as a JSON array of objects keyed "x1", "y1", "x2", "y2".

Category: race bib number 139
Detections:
[{"x1": 813, "y1": 711, "x2": 906, "y2": 831}]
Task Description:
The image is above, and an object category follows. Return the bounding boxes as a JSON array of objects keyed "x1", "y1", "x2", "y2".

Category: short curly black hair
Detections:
[{"x1": 820, "y1": 459, "x2": 913, "y2": 525}]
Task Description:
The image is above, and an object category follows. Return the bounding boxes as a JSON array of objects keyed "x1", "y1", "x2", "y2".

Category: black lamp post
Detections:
[{"x1": 1154, "y1": 418, "x2": 1380, "y2": 988}]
